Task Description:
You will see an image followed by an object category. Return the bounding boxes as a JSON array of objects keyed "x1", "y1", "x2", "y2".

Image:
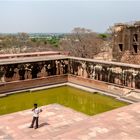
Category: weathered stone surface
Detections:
[
  {"x1": 113, "y1": 22, "x2": 140, "y2": 64},
  {"x1": 0, "y1": 103, "x2": 140, "y2": 140}
]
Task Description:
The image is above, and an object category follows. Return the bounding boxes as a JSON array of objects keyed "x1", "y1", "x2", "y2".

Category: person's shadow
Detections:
[{"x1": 39, "y1": 122, "x2": 50, "y2": 128}]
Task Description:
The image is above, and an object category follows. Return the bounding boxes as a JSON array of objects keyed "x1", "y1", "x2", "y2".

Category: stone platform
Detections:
[{"x1": 0, "y1": 103, "x2": 140, "y2": 140}]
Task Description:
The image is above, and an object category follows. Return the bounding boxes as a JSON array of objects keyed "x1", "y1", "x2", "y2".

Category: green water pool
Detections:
[{"x1": 0, "y1": 86, "x2": 129, "y2": 115}]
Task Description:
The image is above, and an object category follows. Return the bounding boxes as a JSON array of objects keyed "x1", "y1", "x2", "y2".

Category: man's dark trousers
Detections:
[{"x1": 31, "y1": 117, "x2": 39, "y2": 128}]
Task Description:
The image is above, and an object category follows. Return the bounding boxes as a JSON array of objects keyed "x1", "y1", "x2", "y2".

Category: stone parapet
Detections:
[
  {"x1": 68, "y1": 75, "x2": 130, "y2": 96},
  {"x1": 0, "y1": 75, "x2": 68, "y2": 94}
]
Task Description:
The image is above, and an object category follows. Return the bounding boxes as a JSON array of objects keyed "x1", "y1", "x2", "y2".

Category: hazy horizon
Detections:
[{"x1": 0, "y1": 0, "x2": 140, "y2": 33}]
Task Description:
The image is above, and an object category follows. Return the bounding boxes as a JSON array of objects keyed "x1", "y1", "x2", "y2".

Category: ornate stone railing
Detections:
[
  {"x1": 69, "y1": 57, "x2": 140, "y2": 89},
  {"x1": 0, "y1": 56, "x2": 140, "y2": 93}
]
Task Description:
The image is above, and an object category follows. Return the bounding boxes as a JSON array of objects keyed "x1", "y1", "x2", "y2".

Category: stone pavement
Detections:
[{"x1": 0, "y1": 103, "x2": 140, "y2": 140}]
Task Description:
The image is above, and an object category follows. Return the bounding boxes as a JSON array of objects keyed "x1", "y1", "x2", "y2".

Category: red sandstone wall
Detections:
[
  {"x1": 0, "y1": 74, "x2": 131, "y2": 95},
  {"x1": 68, "y1": 75, "x2": 129, "y2": 96},
  {"x1": 0, "y1": 75, "x2": 68, "y2": 94},
  {"x1": 68, "y1": 75, "x2": 107, "y2": 90}
]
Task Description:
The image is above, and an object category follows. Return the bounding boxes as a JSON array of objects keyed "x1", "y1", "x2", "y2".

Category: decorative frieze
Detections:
[{"x1": 0, "y1": 57, "x2": 140, "y2": 89}]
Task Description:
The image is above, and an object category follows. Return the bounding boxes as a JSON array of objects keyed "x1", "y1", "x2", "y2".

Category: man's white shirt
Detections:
[{"x1": 33, "y1": 108, "x2": 41, "y2": 117}]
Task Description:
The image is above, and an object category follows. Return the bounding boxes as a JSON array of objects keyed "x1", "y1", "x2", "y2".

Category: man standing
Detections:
[{"x1": 29, "y1": 103, "x2": 42, "y2": 129}]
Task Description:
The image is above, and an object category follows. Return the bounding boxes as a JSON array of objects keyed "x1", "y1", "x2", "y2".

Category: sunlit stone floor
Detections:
[{"x1": 0, "y1": 103, "x2": 140, "y2": 140}]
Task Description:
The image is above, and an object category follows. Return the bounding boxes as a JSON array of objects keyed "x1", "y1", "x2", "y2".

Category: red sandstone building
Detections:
[{"x1": 113, "y1": 21, "x2": 140, "y2": 61}]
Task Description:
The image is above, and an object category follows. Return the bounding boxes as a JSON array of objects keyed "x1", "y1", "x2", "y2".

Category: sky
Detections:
[{"x1": 0, "y1": 0, "x2": 140, "y2": 33}]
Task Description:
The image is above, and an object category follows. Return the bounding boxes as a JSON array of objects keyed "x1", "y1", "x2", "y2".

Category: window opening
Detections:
[
  {"x1": 133, "y1": 45, "x2": 138, "y2": 53},
  {"x1": 118, "y1": 44, "x2": 123, "y2": 52},
  {"x1": 133, "y1": 34, "x2": 138, "y2": 42}
]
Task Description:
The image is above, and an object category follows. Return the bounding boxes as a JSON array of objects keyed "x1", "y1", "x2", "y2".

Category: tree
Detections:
[
  {"x1": 60, "y1": 27, "x2": 104, "y2": 58},
  {"x1": 98, "y1": 34, "x2": 107, "y2": 39}
]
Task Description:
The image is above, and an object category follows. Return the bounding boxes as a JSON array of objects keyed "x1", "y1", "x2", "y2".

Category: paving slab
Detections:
[{"x1": 0, "y1": 103, "x2": 140, "y2": 140}]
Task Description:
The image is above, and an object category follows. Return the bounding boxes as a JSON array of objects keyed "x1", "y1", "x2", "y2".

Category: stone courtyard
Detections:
[{"x1": 0, "y1": 103, "x2": 140, "y2": 140}]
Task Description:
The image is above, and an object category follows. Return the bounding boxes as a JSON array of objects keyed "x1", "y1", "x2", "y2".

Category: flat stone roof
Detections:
[
  {"x1": 1, "y1": 55, "x2": 140, "y2": 69},
  {"x1": 0, "y1": 51, "x2": 61, "y2": 58},
  {"x1": 69, "y1": 56, "x2": 140, "y2": 69},
  {"x1": 0, "y1": 55, "x2": 68, "y2": 65},
  {"x1": 0, "y1": 103, "x2": 140, "y2": 139}
]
